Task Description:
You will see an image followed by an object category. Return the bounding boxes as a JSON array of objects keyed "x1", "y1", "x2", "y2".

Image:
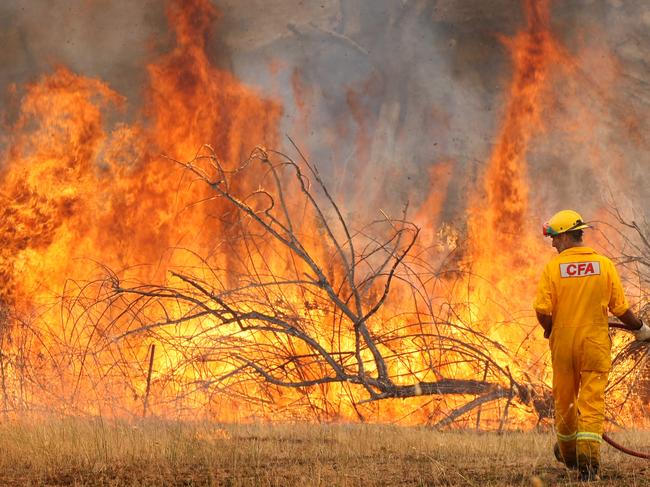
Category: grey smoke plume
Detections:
[{"x1": 1, "y1": 0, "x2": 649, "y2": 226}]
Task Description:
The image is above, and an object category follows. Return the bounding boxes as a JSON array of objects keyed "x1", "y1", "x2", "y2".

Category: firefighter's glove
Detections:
[{"x1": 634, "y1": 322, "x2": 650, "y2": 342}]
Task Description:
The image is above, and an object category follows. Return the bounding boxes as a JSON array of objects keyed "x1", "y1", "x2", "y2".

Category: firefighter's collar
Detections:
[{"x1": 559, "y1": 246, "x2": 595, "y2": 256}]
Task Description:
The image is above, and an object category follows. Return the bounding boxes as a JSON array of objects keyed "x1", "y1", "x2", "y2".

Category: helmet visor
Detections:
[{"x1": 567, "y1": 220, "x2": 589, "y2": 232}]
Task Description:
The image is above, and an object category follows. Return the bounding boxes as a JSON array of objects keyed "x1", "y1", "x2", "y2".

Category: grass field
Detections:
[{"x1": 0, "y1": 419, "x2": 648, "y2": 486}]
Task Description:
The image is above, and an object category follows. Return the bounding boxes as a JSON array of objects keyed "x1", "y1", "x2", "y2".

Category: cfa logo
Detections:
[{"x1": 559, "y1": 261, "x2": 601, "y2": 278}]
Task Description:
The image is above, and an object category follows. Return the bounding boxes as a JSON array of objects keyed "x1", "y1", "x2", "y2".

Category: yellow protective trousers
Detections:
[{"x1": 550, "y1": 325, "x2": 610, "y2": 468}]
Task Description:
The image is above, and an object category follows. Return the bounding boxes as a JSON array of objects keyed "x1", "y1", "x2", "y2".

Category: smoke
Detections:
[
  {"x1": 0, "y1": 0, "x2": 166, "y2": 131},
  {"x1": 1, "y1": 0, "x2": 649, "y2": 225},
  {"x1": 214, "y1": 0, "x2": 528, "y2": 224},
  {"x1": 531, "y1": 0, "x2": 650, "y2": 219},
  {"x1": 213, "y1": 0, "x2": 650, "y2": 226}
]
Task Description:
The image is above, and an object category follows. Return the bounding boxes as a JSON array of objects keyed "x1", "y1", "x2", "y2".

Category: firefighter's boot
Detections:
[
  {"x1": 553, "y1": 442, "x2": 577, "y2": 469},
  {"x1": 577, "y1": 441, "x2": 601, "y2": 481}
]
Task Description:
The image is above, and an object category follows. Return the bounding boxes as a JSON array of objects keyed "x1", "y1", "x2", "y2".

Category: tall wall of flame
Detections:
[{"x1": 0, "y1": 0, "x2": 649, "y2": 420}]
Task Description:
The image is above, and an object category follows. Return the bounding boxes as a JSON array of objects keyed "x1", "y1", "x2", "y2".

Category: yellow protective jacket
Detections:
[{"x1": 533, "y1": 246, "x2": 629, "y2": 328}]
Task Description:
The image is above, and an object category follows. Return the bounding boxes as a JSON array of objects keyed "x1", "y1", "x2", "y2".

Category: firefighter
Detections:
[{"x1": 533, "y1": 209, "x2": 650, "y2": 481}]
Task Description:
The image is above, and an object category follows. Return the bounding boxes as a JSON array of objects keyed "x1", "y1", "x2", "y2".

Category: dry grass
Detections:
[{"x1": 0, "y1": 418, "x2": 647, "y2": 486}]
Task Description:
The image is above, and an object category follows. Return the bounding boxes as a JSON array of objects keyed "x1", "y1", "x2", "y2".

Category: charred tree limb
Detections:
[
  {"x1": 356, "y1": 378, "x2": 517, "y2": 404},
  {"x1": 433, "y1": 389, "x2": 513, "y2": 429},
  {"x1": 388, "y1": 379, "x2": 500, "y2": 398}
]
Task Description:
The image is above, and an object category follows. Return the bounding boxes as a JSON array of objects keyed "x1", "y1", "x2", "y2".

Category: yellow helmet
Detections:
[{"x1": 542, "y1": 209, "x2": 590, "y2": 237}]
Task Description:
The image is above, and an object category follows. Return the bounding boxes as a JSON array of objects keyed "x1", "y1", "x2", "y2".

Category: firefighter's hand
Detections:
[{"x1": 634, "y1": 322, "x2": 650, "y2": 342}]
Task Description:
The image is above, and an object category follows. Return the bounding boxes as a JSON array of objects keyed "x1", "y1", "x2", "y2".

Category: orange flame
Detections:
[
  {"x1": 0, "y1": 0, "x2": 645, "y2": 426},
  {"x1": 465, "y1": 0, "x2": 558, "y2": 355},
  {"x1": 0, "y1": 0, "x2": 280, "y2": 416}
]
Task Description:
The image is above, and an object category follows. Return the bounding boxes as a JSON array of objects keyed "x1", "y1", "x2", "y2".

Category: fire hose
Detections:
[
  {"x1": 602, "y1": 433, "x2": 650, "y2": 460},
  {"x1": 601, "y1": 321, "x2": 650, "y2": 459}
]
